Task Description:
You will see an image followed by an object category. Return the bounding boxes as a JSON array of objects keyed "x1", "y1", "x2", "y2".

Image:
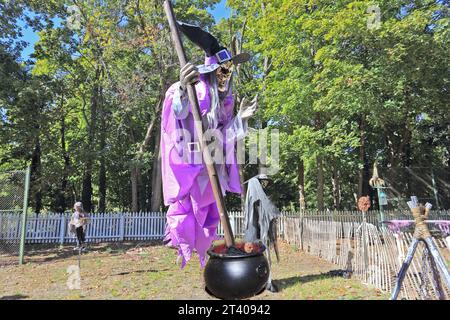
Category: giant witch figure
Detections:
[{"x1": 161, "y1": 22, "x2": 257, "y2": 267}]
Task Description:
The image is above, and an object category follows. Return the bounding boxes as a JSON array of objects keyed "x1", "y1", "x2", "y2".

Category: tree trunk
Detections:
[
  {"x1": 131, "y1": 165, "x2": 139, "y2": 212},
  {"x1": 82, "y1": 67, "x2": 100, "y2": 212},
  {"x1": 231, "y1": 21, "x2": 271, "y2": 212},
  {"x1": 403, "y1": 129, "x2": 412, "y2": 197},
  {"x1": 98, "y1": 128, "x2": 106, "y2": 213},
  {"x1": 98, "y1": 86, "x2": 106, "y2": 213},
  {"x1": 317, "y1": 154, "x2": 324, "y2": 211},
  {"x1": 98, "y1": 161, "x2": 106, "y2": 212},
  {"x1": 30, "y1": 139, "x2": 42, "y2": 214},
  {"x1": 297, "y1": 159, "x2": 306, "y2": 211},
  {"x1": 332, "y1": 160, "x2": 341, "y2": 210},
  {"x1": 138, "y1": 168, "x2": 145, "y2": 211},
  {"x1": 315, "y1": 113, "x2": 324, "y2": 211},
  {"x1": 56, "y1": 107, "x2": 70, "y2": 213},
  {"x1": 358, "y1": 117, "x2": 366, "y2": 198},
  {"x1": 151, "y1": 124, "x2": 162, "y2": 212},
  {"x1": 238, "y1": 164, "x2": 246, "y2": 212},
  {"x1": 133, "y1": 98, "x2": 163, "y2": 212},
  {"x1": 82, "y1": 168, "x2": 93, "y2": 211}
]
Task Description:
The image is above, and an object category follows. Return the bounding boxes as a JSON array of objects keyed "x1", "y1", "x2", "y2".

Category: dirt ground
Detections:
[{"x1": 0, "y1": 240, "x2": 388, "y2": 300}]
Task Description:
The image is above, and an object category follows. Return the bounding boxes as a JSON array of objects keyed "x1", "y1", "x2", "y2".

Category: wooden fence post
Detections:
[
  {"x1": 119, "y1": 213, "x2": 125, "y2": 241},
  {"x1": 59, "y1": 215, "x2": 66, "y2": 246},
  {"x1": 300, "y1": 214, "x2": 304, "y2": 251}
]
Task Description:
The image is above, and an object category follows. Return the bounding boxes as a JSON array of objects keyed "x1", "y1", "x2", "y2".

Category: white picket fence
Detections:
[
  {"x1": 281, "y1": 211, "x2": 450, "y2": 300},
  {"x1": 0, "y1": 211, "x2": 247, "y2": 244},
  {"x1": 1, "y1": 210, "x2": 448, "y2": 245}
]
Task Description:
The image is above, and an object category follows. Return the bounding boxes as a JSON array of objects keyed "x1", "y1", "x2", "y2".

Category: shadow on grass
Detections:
[
  {"x1": 111, "y1": 268, "x2": 170, "y2": 276},
  {"x1": 273, "y1": 269, "x2": 351, "y2": 291},
  {"x1": 0, "y1": 294, "x2": 28, "y2": 300},
  {"x1": 23, "y1": 240, "x2": 165, "y2": 264}
]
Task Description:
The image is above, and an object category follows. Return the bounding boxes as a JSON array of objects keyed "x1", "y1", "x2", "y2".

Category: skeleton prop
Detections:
[{"x1": 161, "y1": 21, "x2": 255, "y2": 267}]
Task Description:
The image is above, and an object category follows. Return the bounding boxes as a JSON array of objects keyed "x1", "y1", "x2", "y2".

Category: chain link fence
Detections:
[{"x1": 0, "y1": 168, "x2": 30, "y2": 266}]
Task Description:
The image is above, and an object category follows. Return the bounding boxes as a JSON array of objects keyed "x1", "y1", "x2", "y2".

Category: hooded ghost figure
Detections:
[
  {"x1": 243, "y1": 173, "x2": 280, "y2": 292},
  {"x1": 161, "y1": 22, "x2": 250, "y2": 267}
]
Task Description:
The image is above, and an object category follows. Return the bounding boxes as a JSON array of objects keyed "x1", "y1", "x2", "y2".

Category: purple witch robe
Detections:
[{"x1": 161, "y1": 56, "x2": 247, "y2": 267}]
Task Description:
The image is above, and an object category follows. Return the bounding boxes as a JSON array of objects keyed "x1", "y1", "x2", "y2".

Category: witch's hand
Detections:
[
  {"x1": 239, "y1": 94, "x2": 258, "y2": 121},
  {"x1": 179, "y1": 62, "x2": 200, "y2": 91}
]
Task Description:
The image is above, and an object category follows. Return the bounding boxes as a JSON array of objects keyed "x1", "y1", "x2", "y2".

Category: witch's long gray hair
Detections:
[{"x1": 206, "y1": 72, "x2": 233, "y2": 129}]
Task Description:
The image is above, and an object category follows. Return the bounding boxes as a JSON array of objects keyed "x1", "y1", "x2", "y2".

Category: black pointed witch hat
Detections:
[{"x1": 177, "y1": 21, "x2": 250, "y2": 71}]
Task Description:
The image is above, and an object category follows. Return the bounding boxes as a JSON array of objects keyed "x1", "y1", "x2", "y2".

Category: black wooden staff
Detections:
[{"x1": 163, "y1": 0, "x2": 235, "y2": 247}]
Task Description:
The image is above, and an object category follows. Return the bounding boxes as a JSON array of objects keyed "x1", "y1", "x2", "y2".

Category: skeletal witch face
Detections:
[{"x1": 215, "y1": 61, "x2": 234, "y2": 93}]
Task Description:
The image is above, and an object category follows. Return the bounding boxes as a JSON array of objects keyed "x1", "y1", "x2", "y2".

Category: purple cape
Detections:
[{"x1": 160, "y1": 58, "x2": 245, "y2": 267}]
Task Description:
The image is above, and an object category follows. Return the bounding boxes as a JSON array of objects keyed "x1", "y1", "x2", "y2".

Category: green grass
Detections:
[{"x1": 0, "y1": 241, "x2": 389, "y2": 300}]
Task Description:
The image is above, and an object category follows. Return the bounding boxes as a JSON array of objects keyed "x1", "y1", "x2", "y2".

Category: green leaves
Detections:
[
  {"x1": 1, "y1": 0, "x2": 449, "y2": 211},
  {"x1": 227, "y1": 0, "x2": 450, "y2": 209},
  {"x1": 0, "y1": 0, "x2": 224, "y2": 212}
]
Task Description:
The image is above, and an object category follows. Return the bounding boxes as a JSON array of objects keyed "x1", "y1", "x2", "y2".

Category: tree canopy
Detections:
[{"x1": 1, "y1": 0, "x2": 448, "y2": 213}]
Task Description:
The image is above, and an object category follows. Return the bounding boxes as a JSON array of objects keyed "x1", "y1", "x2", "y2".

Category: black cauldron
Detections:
[{"x1": 204, "y1": 244, "x2": 269, "y2": 300}]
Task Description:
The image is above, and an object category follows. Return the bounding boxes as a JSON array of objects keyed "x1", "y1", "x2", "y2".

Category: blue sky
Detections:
[
  {"x1": 209, "y1": 0, "x2": 231, "y2": 21},
  {"x1": 17, "y1": 0, "x2": 231, "y2": 61}
]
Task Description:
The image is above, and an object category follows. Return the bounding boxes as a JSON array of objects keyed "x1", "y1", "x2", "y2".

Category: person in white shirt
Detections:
[{"x1": 70, "y1": 202, "x2": 88, "y2": 251}]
